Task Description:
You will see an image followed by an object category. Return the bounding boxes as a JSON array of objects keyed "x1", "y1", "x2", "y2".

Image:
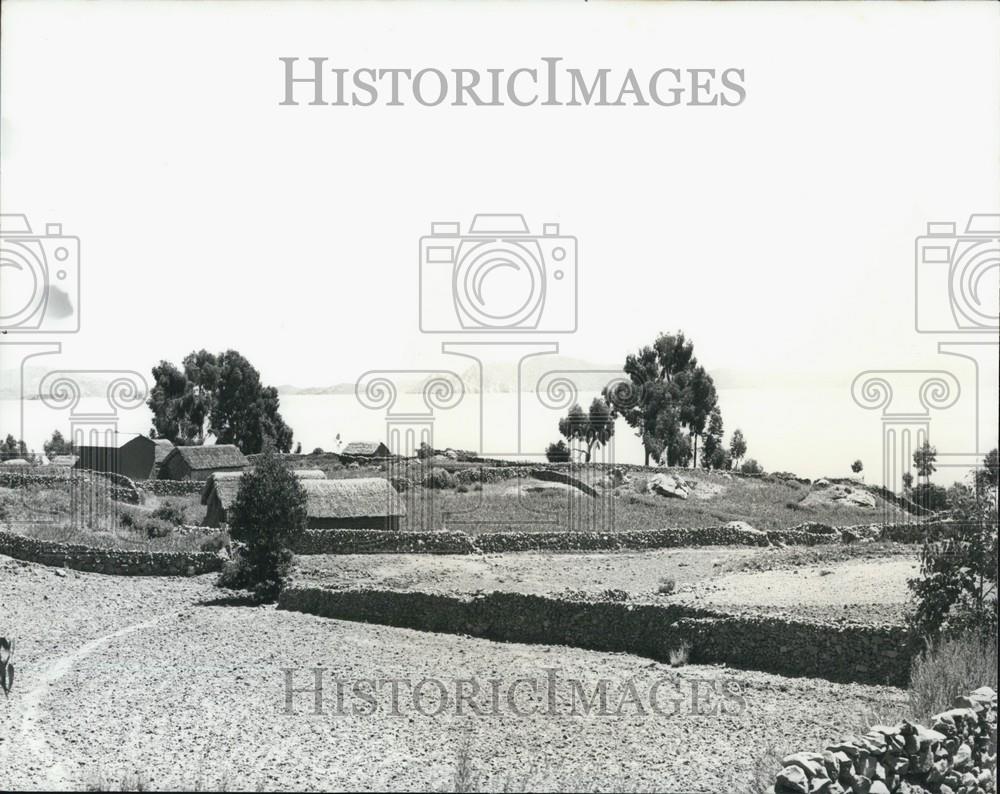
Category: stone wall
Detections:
[
  {"x1": 0, "y1": 530, "x2": 222, "y2": 576},
  {"x1": 772, "y1": 687, "x2": 997, "y2": 794},
  {"x1": 0, "y1": 469, "x2": 140, "y2": 504},
  {"x1": 136, "y1": 479, "x2": 205, "y2": 496},
  {"x1": 673, "y1": 614, "x2": 915, "y2": 687},
  {"x1": 283, "y1": 522, "x2": 898, "y2": 555},
  {"x1": 277, "y1": 586, "x2": 916, "y2": 686}
]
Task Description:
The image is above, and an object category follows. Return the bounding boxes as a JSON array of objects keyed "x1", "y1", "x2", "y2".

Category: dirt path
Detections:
[{"x1": 8, "y1": 612, "x2": 179, "y2": 789}]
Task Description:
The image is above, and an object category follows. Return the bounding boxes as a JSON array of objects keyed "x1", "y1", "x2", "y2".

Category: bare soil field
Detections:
[
  {"x1": 293, "y1": 547, "x2": 764, "y2": 598},
  {"x1": 1, "y1": 556, "x2": 910, "y2": 793},
  {"x1": 293, "y1": 546, "x2": 919, "y2": 623}
]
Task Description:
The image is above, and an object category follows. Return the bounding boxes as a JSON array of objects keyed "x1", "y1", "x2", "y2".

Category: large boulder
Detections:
[{"x1": 648, "y1": 472, "x2": 690, "y2": 500}]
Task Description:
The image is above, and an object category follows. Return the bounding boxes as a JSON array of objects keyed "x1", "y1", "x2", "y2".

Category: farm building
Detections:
[
  {"x1": 75, "y1": 433, "x2": 156, "y2": 481},
  {"x1": 200, "y1": 473, "x2": 404, "y2": 529},
  {"x1": 48, "y1": 454, "x2": 79, "y2": 467},
  {"x1": 152, "y1": 439, "x2": 175, "y2": 477},
  {"x1": 158, "y1": 444, "x2": 248, "y2": 481},
  {"x1": 341, "y1": 441, "x2": 390, "y2": 458},
  {"x1": 300, "y1": 477, "x2": 405, "y2": 529},
  {"x1": 200, "y1": 469, "x2": 326, "y2": 527}
]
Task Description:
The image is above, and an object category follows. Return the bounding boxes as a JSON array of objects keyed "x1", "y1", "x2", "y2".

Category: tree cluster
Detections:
[{"x1": 148, "y1": 349, "x2": 293, "y2": 454}]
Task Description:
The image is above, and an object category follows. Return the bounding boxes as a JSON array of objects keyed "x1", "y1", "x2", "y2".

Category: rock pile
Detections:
[
  {"x1": 804, "y1": 479, "x2": 878, "y2": 509},
  {"x1": 773, "y1": 687, "x2": 997, "y2": 794},
  {"x1": 647, "y1": 472, "x2": 691, "y2": 499}
]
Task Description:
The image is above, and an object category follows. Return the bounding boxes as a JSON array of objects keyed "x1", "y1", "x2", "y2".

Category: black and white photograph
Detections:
[{"x1": 1, "y1": 1, "x2": 998, "y2": 791}]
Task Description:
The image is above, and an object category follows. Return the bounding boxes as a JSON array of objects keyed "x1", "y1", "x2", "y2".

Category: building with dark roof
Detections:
[
  {"x1": 157, "y1": 444, "x2": 248, "y2": 481},
  {"x1": 75, "y1": 434, "x2": 156, "y2": 481}
]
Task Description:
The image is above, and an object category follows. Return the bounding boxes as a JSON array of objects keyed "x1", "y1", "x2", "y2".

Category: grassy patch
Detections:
[{"x1": 1, "y1": 486, "x2": 222, "y2": 553}]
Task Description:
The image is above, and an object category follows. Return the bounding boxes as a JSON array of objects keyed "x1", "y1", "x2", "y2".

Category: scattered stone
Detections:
[{"x1": 648, "y1": 473, "x2": 689, "y2": 500}]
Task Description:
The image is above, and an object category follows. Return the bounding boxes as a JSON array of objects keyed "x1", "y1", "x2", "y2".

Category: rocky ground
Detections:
[
  {"x1": 293, "y1": 548, "x2": 917, "y2": 624},
  {"x1": 293, "y1": 547, "x2": 764, "y2": 598},
  {"x1": 1, "y1": 555, "x2": 912, "y2": 792}
]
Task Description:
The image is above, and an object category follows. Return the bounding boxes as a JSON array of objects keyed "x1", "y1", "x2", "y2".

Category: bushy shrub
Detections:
[
  {"x1": 422, "y1": 468, "x2": 457, "y2": 489},
  {"x1": 909, "y1": 633, "x2": 998, "y2": 719},
  {"x1": 657, "y1": 577, "x2": 676, "y2": 595},
  {"x1": 199, "y1": 532, "x2": 229, "y2": 554},
  {"x1": 740, "y1": 458, "x2": 764, "y2": 475},
  {"x1": 118, "y1": 508, "x2": 174, "y2": 538},
  {"x1": 545, "y1": 440, "x2": 571, "y2": 463},
  {"x1": 911, "y1": 482, "x2": 949, "y2": 511},
  {"x1": 456, "y1": 483, "x2": 469, "y2": 494},
  {"x1": 669, "y1": 640, "x2": 692, "y2": 667},
  {"x1": 225, "y1": 447, "x2": 307, "y2": 602},
  {"x1": 142, "y1": 517, "x2": 174, "y2": 539},
  {"x1": 909, "y1": 459, "x2": 998, "y2": 641},
  {"x1": 151, "y1": 501, "x2": 185, "y2": 525}
]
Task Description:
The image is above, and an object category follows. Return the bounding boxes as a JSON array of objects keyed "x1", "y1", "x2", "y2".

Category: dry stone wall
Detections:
[
  {"x1": 772, "y1": 687, "x2": 997, "y2": 794},
  {"x1": 278, "y1": 586, "x2": 917, "y2": 686},
  {"x1": 0, "y1": 530, "x2": 222, "y2": 576},
  {"x1": 136, "y1": 480, "x2": 205, "y2": 496},
  {"x1": 285, "y1": 523, "x2": 894, "y2": 555}
]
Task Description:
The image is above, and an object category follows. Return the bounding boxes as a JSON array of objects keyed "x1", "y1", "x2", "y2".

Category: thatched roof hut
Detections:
[
  {"x1": 159, "y1": 444, "x2": 248, "y2": 481},
  {"x1": 299, "y1": 478, "x2": 405, "y2": 528},
  {"x1": 341, "y1": 441, "x2": 390, "y2": 458},
  {"x1": 201, "y1": 472, "x2": 404, "y2": 530}
]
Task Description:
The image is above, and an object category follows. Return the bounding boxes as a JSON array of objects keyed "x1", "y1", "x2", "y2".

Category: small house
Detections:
[
  {"x1": 49, "y1": 454, "x2": 79, "y2": 467},
  {"x1": 341, "y1": 441, "x2": 390, "y2": 459},
  {"x1": 152, "y1": 439, "x2": 175, "y2": 477},
  {"x1": 158, "y1": 444, "x2": 248, "y2": 481},
  {"x1": 75, "y1": 433, "x2": 156, "y2": 481},
  {"x1": 300, "y1": 477, "x2": 405, "y2": 530},
  {"x1": 201, "y1": 469, "x2": 326, "y2": 527}
]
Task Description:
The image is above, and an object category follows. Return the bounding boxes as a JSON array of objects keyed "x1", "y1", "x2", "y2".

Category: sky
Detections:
[{"x1": 1, "y1": 0, "x2": 998, "y2": 479}]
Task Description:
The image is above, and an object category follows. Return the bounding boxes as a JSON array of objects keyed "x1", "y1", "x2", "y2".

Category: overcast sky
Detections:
[{"x1": 2, "y1": 1, "x2": 998, "y2": 475}]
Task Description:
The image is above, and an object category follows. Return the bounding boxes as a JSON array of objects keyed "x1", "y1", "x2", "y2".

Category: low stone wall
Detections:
[
  {"x1": 282, "y1": 522, "x2": 901, "y2": 555},
  {"x1": 673, "y1": 615, "x2": 914, "y2": 687},
  {"x1": 772, "y1": 687, "x2": 997, "y2": 794},
  {"x1": 880, "y1": 521, "x2": 976, "y2": 545},
  {"x1": 289, "y1": 529, "x2": 477, "y2": 555},
  {"x1": 0, "y1": 530, "x2": 222, "y2": 576},
  {"x1": 0, "y1": 470, "x2": 71, "y2": 488},
  {"x1": 0, "y1": 469, "x2": 140, "y2": 504},
  {"x1": 136, "y1": 479, "x2": 205, "y2": 496},
  {"x1": 278, "y1": 586, "x2": 916, "y2": 686}
]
